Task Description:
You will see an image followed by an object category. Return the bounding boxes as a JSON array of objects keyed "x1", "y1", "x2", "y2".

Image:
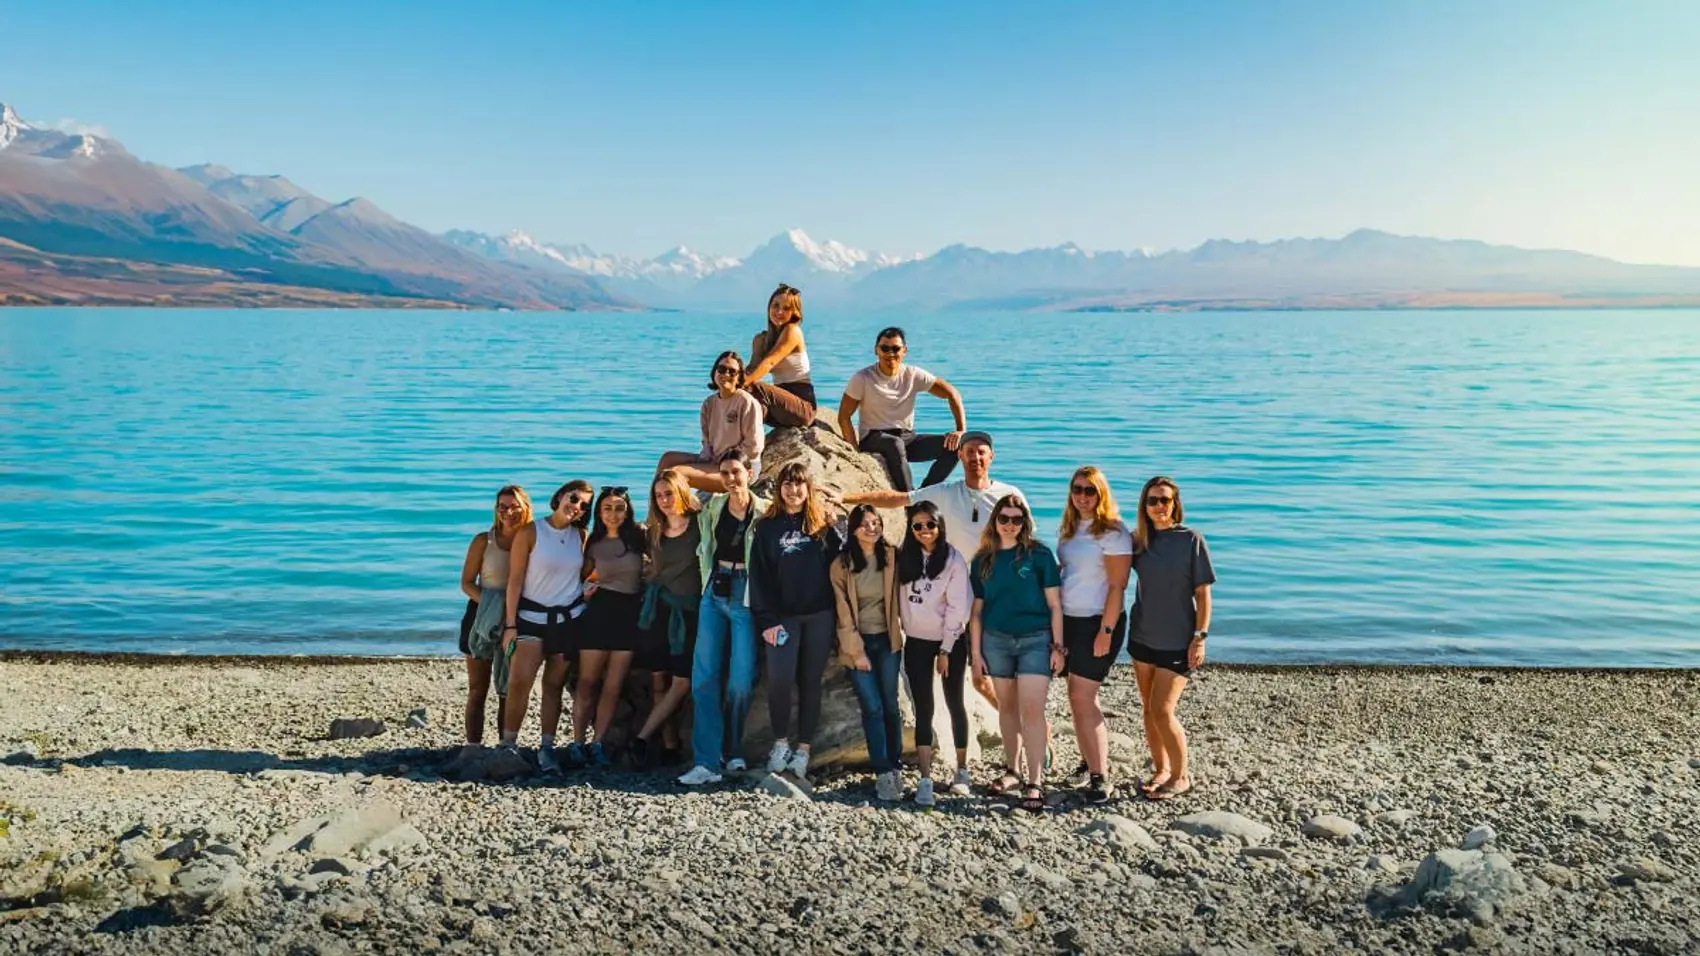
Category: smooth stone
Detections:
[
  {"x1": 1365, "y1": 854, "x2": 1401, "y2": 873},
  {"x1": 1403, "y1": 849, "x2": 1527, "y2": 924},
  {"x1": 170, "y1": 859, "x2": 247, "y2": 916},
  {"x1": 1618, "y1": 858, "x2": 1677, "y2": 883},
  {"x1": 1302, "y1": 814, "x2": 1363, "y2": 842},
  {"x1": 1241, "y1": 846, "x2": 1290, "y2": 862},
  {"x1": 757, "y1": 772, "x2": 814, "y2": 800},
  {"x1": 406, "y1": 708, "x2": 429, "y2": 729},
  {"x1": 1374, "y1": 809, "x2": 1417, "y2": 828},
  {"x1": 1461, "y1": 824, "x2": 1497, "y2": 850},
  {"x1": 328, "y1": 718, "x2": 386, "y2": 740},
  {"x1": 1075, "y1": 816, "x2": 1158, "y2": 852},
  {"x1": 1173, "y1": 811, "x2": 1274, "y2": 846}
]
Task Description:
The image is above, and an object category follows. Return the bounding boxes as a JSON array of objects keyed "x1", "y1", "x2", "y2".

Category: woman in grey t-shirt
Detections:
[{"x1": 1129, "y1": 476, "x2": 1215, "y2": 800}]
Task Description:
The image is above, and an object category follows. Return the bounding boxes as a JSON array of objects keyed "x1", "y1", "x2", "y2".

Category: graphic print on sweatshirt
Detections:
[
  {"x1": 779, "y1": 529, "x2": 812, "y2": 555},
  {"x1": 906, "y1": 578, "x2": 935, "y2": 605}
]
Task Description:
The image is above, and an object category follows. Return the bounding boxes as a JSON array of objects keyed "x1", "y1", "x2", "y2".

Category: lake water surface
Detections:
[{"x1": 2, "y1": 307, "x2": 1697, "y2": 666}]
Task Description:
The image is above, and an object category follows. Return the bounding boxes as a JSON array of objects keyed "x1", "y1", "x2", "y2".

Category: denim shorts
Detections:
[{"x1": 981, "y1": 629, "x2": 1053, "y2": 678}]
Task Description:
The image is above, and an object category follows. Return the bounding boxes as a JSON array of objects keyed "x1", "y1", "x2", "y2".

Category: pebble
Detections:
[
  {"x1": 327, "y1": 718, "x2": 386, "y2": 740},
  {"x1": 1074, "y1": 816, "x2": 1158, "y2": 852},
  {"x1": 1461, "y1": 824, "x2": 1496, "y2": 850},
  {"x1": 1172, "y1": 811, "x2": 1274, "y2": 846},
  {"x1": 1241, "y1": 847, "x2": 1290, "y2": 863},
  {"x1": 1617, "y1": 858, "x2": 1677, "y2": 883},
  {"x1": 1302, "y1": 814, "x2": 1363, "y2": 842},
  {"x1": 1374, "y1": 809, "x2": 1417, "y2": 828}
]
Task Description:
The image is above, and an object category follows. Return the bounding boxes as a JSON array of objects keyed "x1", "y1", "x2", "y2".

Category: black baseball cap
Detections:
[{"x1": 958, "y1": 430, "x2": 993, "y2": 449}]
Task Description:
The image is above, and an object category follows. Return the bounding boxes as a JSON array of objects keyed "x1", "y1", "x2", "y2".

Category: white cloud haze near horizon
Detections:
[{"x1": 2, "y1": 2, "x2": 1697, "y2": 266}]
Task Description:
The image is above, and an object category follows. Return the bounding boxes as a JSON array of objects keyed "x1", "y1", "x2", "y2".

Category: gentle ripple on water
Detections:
[{"x1": 1, "y1": 307, "x2": 1698, "y2": 665}]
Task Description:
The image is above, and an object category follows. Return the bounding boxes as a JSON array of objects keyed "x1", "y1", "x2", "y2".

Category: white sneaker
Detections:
[
  {"x1": 875, "y1": 771, "x2": 902, "y2": 802},
  {"x1": 915, "y1": 778, "x2": 936, "y2": 807},
  {"x1": 949, "y1": 768, "x2": 972, "y2": 796},
  {"x1": 725, "y1": 757, "x2": 748, "y2": 774},
  {"x1": 536, "y1": 746, "x2": 560, "y2": 775},
  {"x1": 766, "y1": 739, "x2": 792, "y2": 773},
  {"x1": 786, "y1": 749, "x2": 810, "y2": 779},
  {"x1": 677, "y1": 765, "x2": 723, "y2": 786}
]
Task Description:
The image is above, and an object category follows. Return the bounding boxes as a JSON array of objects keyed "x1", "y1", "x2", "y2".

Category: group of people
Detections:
[{"x1": 457, "y1": 284, "x2": 1215, "y2": 811}]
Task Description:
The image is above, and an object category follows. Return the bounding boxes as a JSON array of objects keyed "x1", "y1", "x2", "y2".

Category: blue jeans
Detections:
[
  {"x1": 847, "y1": 633, "x2": 903, "y2": 774},
  {"x1": 691, "y1": 572, "x2": 757, "y2": 770}
]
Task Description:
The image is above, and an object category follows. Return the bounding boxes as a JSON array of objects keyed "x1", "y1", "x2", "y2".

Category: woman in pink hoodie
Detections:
[{"x1": 896, "y1": 500, "x2": 974, "y2": 805}]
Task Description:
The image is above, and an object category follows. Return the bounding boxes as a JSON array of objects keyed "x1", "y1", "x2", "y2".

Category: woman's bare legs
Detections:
[
  {"x1": 501, "y1": 641, "x2": 543, "y2": 744},
  {"x1": 464, "y1": 656, "x2": 493, "y2": 744},
  {"x1": 1016, "y1": 674, "x2": 1050, "y2": 785},
  {"x1": 992, "y1": 676, "x2": 1021, "y2": 776},
  {"x1": 639, "y1": 675, "x2": 692, "y2": 743},
  {"x1": 656, "y1": 452, "x2": 727, "y2": 493},
  {"x1": 1146, "y1": 667, "x2": 1190, "y2": 794},
  {"x1": 1067, "y1": 673, "x2": 1110, "y2": 776},
  {"x1": 594, "y1": 651, "x2": 635, "y2": 741},
  {"x1": 1133, "y1": 662, "x2": 1168, "y2": 788},
  {"x1": 574, "y1": 650, "x2": 609, "y2": 743}
]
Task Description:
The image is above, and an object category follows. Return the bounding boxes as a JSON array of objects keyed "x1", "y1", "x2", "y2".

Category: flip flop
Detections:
[
  {"x1": 987, "y1": 767, "x2": 1022, "y2": 797},
  {"x1": 1147, "y1": 779, "x2": 1192, "y2": 801},
  {"x1": 1137, "y1": 775, "x2": 1170, "y2": 796}
]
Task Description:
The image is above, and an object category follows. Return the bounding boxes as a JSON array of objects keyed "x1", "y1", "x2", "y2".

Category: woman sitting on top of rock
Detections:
[
  {"x1": 655, "y1": 351, "x2": 764, "y2": 492},
  {"x1": 741, "y1": 283, "x2": 816, "y2": 428}
]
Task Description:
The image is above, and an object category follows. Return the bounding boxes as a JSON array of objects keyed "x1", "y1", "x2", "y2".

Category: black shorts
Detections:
[
  {"x1": 578, "y1": 589, "x2": 643, "y2": 652},
  {"x1": 457, "y1": 598, "x2": 477, "y2": 655},
  {"x1": 1060, "y1": 612, "x2": 1126, "y2": 683},
  {"x1": 1129, "y1": 641, "x2": 1191, "y2": 678},
  {"x1": 516, "y1": 612, "x2": 577, "y2": 657},
  {"x1": 634, "y1": 602, "x2": 700, "y2": 678}
]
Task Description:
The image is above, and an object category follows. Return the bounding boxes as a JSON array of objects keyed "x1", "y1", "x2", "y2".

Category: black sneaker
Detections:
[
  {"x1": 1084, "y1": 774, "x2": 1116, "y2": 804},
  {"x1": 1064, "y1": 761, "x2": 1091, "y2": 788},
  {"x1": 630, "y1": 737, "x2": 652, "y2": 770}
]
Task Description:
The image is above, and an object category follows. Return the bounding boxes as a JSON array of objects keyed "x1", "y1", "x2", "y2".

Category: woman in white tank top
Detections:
[
  {"x1": 499, "y1": 479, "x2": 593, "y2": 751},
  {"x1": 742, "y1": 283, "x2": 818, "y2": 428}
]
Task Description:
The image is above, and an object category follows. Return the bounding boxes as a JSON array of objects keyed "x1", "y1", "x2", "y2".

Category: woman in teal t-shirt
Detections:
[{"x1": 969, "y1": 493, "x2": 1063, "y2": 813}]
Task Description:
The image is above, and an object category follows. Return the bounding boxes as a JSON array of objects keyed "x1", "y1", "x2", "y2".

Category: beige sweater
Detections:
[{"x1": 699, "y1": 390, "x2": 764, "y2": 465}]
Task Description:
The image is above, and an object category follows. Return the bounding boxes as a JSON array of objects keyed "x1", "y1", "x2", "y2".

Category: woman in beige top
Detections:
[
  {"x1": 457, "y1": 484, "x2": 530, "y2": 749},
  {"x1": 829, "y1": 504, "x2": 907, "y2": 803},
  {"x1": 655, "y1": 351, "x2": 764, "y2": 492},
  {"x1": 742, "y1": 283, "x2": 816, "y2": 427},
  {"x1": 563, "y1": 486, "x2": 650, "y2": 771}
]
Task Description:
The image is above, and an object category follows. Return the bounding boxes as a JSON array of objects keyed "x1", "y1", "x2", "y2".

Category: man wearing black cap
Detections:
[
  {"x1": 838, "y1": 430, "x2": 1025, "y2": 547},
  {"x1": 838, "y1": 326, "x2": 970, "y2": 492}
]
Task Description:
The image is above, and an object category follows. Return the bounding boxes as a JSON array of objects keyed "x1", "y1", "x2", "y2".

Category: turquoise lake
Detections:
[{"x1": 1, "y1": 307, "x2": 1696, "y2": 665}]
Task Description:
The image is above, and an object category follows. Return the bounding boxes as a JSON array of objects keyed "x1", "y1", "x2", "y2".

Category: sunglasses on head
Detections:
[
  {"x1": 602, "y1": 486, "x2": 629, "y2": 497},
  {"x1": 877, "y1": 344, "x2": 904, "y2": 354},
  {"x1": 1145, "y1": 494, "x2": 1175, "y2": 506},
  {"x1": 910, "y1": 520, "x2": 937, "y2": 532},
  {"x1": 776, "y1": 285, "x2": 799, "y2": 296},
  {"x1": 1070, "y1": 483, "x2": 1098, "y2": 496},
  {"x1": 995, "y1": 512, "x2": 1026, "y2": 526}
]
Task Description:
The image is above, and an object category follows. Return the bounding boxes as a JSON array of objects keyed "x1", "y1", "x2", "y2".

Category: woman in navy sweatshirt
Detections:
[{"x1": 749, "y1": 461, "x2": 844, "y2": 782}]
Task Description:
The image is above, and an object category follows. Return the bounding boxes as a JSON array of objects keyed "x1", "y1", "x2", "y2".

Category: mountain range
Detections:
[{"x1": 5, "y1": 99, "x2": 1700, "y2": 311}]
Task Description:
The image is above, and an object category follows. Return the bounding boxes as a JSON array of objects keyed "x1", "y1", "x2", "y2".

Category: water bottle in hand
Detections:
[{"x1": 774, "y1": 625, "x2": 790, "y2": 646}]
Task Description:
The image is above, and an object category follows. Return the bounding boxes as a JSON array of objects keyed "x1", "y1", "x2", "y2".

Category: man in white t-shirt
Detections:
[
  {"x1": 837, "y1": 431, "x2": 1024, "y2": 552},
  {"x1": 838, "y1": 326, "x2": 971, "y2": 493}
]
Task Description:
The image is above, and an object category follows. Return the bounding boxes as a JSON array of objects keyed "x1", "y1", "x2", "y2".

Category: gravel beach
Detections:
[{"x1": 2, "y1": 655, "x2": 1696, "y2": 955}]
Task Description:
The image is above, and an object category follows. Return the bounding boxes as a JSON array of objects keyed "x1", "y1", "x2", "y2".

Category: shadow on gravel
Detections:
[
  {"x1": 19, "y1": 747, "x2": 1116, "y2": 817},
  {"x1": 93, "y1": 901, "x2": 178, "y2": 934}
]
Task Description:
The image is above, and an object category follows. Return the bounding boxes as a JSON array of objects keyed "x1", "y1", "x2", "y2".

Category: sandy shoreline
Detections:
[{"x1": 2, "y1": 658, "x2": 1696, "y2": 954}]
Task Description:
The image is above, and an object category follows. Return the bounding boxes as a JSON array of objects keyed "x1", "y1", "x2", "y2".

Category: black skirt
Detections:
[{"x1": 579, "y1": 589, "x2": 644, "y2": 651}]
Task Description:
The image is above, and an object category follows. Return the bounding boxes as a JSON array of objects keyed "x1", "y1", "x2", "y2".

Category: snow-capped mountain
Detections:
[{"x1": 0, "y1": 103, "x2": 28, "y2": 151}]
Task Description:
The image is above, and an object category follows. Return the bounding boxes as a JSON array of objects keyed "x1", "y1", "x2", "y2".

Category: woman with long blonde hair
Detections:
[
  {"x1": 748, "y1": 461, "x2": 843, "y2": 781},
  {"x1": 1055, "y1": 466, "x2": 1133, "y2": 803},
  {"x1": 969, "y1": 494, "x2": 1063, "y2": 813},
  {"x1": 741, "y1": 283, "x2": 817, "y2": 427},
  {"x1": 631, "y1": 468, "x2": 705, "y2": 767},
  {"x1": 1129, "y1": 476, "x2": 1215, "y2": 800},
  {"x1": 457, "y1": 484, "x2": 531, "y2": 750}
]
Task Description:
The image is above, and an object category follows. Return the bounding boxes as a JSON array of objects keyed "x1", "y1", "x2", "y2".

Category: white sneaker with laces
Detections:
[
  {"x1": 766, "y1": 739, "x2": 792, "y2": 773},
  {"x1": 677, "y1": 765, "x2": 723, "y2": 786},
  {"x1": 725, "y1": 757, "x2": 749, "y2": 774},
  {"x1": 949, "y1": 768, "x2": 972, "y2": 796},
  {"x1": 875, "y1": 771, "x2": 902, "y2": 802},
  {"x1": 786, "y1": 749, "x2": 810, "y2": 779},
  {"x1": 915, "y1": 777, "x2": 936, "y2": 807}
]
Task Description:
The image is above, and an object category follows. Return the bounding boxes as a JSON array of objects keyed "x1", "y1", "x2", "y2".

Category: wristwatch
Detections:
[
  {"x1": 1100, "y1": 625, "x2": 1114, "y2": 635},
  {"x1": 1192, "y1": 629, "x2": 1208, "y2": 640}
]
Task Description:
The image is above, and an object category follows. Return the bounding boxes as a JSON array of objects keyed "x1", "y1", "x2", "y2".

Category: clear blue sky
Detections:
[{"x1": 3, "y1": 1, "x2": 1697, "y2": 264}]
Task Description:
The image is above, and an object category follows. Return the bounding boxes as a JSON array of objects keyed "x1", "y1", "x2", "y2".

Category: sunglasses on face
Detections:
[
  {"x1": 562, "y1": 494, "x2": 590, "y2": 510},
  {"x1": 1145, "y1": 495, "x2": 1175, "y2": 507},
  {"x1": 995, "y1": 512, "x2": 1026, "y2": 526},
  {"x1": 497, "y1": 503, "x2": 523, "y2": 513},
  {"x1": 1070, "y1": 484, "x2": 1098, "y2": 496},
  {"x1": 877, "y1": 344, "x2": 904, "y2": 355},
  {"x1": 713, "y1": 365, "x2": 741, "y2": 376},
  {"x1": 910, "y1": 521, "x2": 937, "y2": 532}
]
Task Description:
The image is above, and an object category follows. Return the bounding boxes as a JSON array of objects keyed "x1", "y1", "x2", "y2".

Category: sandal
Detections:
[
  {"x1": 988, "y1": 767, "x2": 1022, "y2": 797},
  {"x1": 1147, "y1": 778, "x2": 1192, "y2": 801},
  {"x1": 1019, "y1": 783, "x2": 1045, "y2": 814},
  {"x1": 1138, "y1": 774, "x2": 1170, "y2": 796}
]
